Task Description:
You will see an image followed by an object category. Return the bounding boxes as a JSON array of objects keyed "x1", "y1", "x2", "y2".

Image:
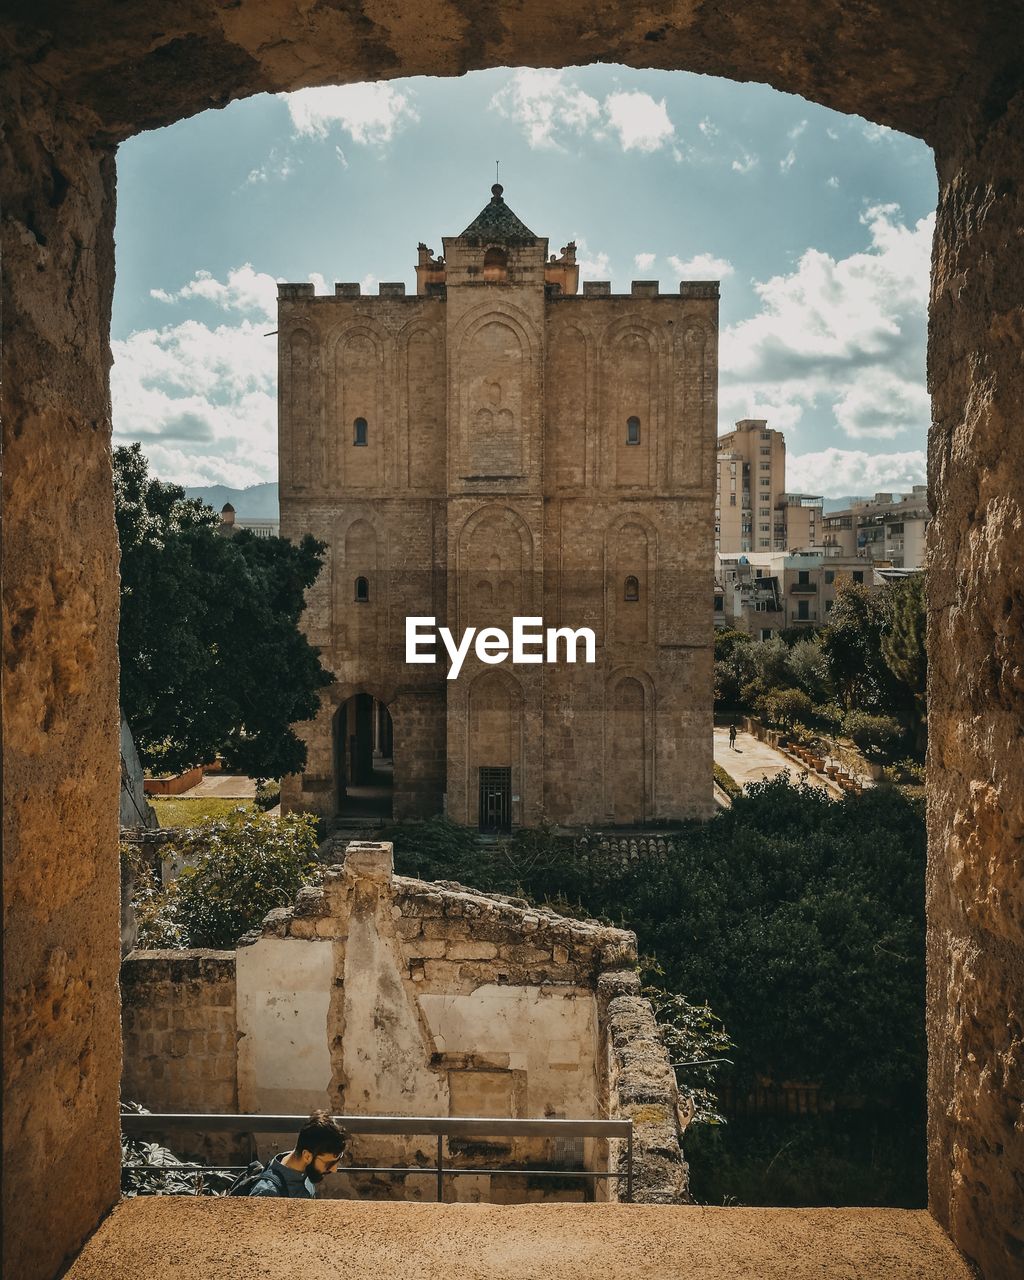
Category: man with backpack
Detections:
[{"x1": 230, "y1": 1110, "x2": 346, "y2": 1198}]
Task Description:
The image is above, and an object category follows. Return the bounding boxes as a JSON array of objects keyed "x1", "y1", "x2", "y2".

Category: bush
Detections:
[
  {"x1": 757, "y1": 687, "x2": 815, "y2": 731},
  {"x1": 134, "y1": 808, "x2": 321, "y2": 948},
  {"x1": 714, "y1": 763, "x2": 741, "y2": 799},
  {"x1": 254, "y1": 779, "x2": 281, "y2": 811},
  {"x1": 843, "y1": 710, "x2": 905, "y2": 762}
]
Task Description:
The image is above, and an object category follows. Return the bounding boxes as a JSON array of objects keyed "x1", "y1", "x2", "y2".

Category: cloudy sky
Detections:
[{"x1": 112, "y1": 65, "x2": 936, "y2": 498}]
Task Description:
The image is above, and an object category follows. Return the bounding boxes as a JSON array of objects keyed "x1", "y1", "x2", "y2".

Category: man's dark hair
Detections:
[{"x1": 296, "y1": 1110, "x2": 346, "y2": 1158}]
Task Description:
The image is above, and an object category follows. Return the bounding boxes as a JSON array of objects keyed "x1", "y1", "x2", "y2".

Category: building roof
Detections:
[{"x1": 458, "y1": 183, "x2": 537, "y2": 245}]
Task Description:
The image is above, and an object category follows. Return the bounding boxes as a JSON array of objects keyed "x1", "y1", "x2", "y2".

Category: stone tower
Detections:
[{"x1": 279, "y1": 185, "x2": 717, "y2": 829}]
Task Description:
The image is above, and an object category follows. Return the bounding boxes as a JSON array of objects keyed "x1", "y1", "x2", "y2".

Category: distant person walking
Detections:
[
  {"x1": 230, "y1": 1110, "x2": 346, "y2": 1198},
  {"x1": 728, "y1": 723, "x2": 738, "y2": 750}
]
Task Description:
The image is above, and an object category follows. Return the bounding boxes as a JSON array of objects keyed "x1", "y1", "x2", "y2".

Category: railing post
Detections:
[
  {"x1": 625, "y1": 1126, "x2": 634, "y2": 1203},
  {"x1": 436, "y1": 1134, "x2": 443, "y2": 1203}
]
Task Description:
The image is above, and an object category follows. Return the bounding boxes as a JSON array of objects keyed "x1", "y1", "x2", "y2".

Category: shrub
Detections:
[
  {"x1": 843, "y1": 710, "x2": 905, "y2": 762},
  {"x1": 758, "y1": 687, "x2": 815, "y2": 731},
  {"x1": 133, "y1": 808, "x2": 321, "y2": 948},
  {"x1": 254, "y1": 779, "x2": 281, "y2": 811},
  {"x1": 714, "y1": 763, "x2": 741, "y2": 799}
]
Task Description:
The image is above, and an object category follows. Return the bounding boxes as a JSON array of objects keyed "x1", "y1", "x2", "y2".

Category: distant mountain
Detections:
[
  {"x1": 184, "y1": 482, "x2": 279, "y2": 518},
  {"x1": 821, "y1": 495, "x2": 869, "y2": 513}
]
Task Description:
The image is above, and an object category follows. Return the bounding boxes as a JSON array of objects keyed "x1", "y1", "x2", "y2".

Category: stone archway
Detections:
[{"x1": 3, "y1": 6, "x2": 1022, "y2": 1279}]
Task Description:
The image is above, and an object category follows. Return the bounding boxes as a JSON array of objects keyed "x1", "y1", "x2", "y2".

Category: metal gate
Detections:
[{"x1": 478, "y1": 766, "x2": 512, "y2": 833}]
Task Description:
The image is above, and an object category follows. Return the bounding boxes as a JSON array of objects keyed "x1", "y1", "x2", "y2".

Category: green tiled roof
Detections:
[{"x1": 458, "y1": 184, "x2": 537, "y2": 245}]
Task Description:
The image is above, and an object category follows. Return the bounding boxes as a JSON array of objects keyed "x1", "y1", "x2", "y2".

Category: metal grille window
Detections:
[{"x1": 478, "y1": 767, "x2": 512, "y2": 833}]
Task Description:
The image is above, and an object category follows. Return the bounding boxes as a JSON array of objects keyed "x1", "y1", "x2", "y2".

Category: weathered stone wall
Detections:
[
  {"x1": 924, "y1": 87, "x2": 1024, "y2": 1280},
  {"x1": 121, "y1": 950, "x2": 238, "y2": 1114},
  {"x1": 4, "y1": 3, "x2": 1023, "y2": 1276},
  {"x1": 598, "y1": 970, "x2": 689, "y2": 1204}
]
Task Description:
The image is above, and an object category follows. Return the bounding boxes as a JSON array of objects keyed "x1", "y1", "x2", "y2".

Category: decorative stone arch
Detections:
[
  {"x1": 281, "y1": 325, "x2": 318, "y2": 491},
  {"x1": 598, "y1": 317, "x2": 664, "y2": 489},
  {"x1": 603, "y1": 666, "x2": 657, "y2": 825},
  {"x1": 4, "y1": 6, "x2": 1023, "y2": 1277},
  {"x1": 545, "y1": 320, "x2": 592, "y2": 488},
  {"x1": 328, "y1": 321, "x2": 389, "y2": 488},
  {"x1": 396, "y1": 317, "x2": 446, "y2": 491},
  {"x1": 466, "y1": 666, "x2": 526, "y2": 830},
  {"x1": 454, "y1": 501, "x2": 536, "y2": 632}
]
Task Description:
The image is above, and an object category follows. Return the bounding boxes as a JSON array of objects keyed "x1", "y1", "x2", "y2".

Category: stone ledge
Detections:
[{"x1": 64, "y1": 1199, "x2": 976, "y2": 1280}]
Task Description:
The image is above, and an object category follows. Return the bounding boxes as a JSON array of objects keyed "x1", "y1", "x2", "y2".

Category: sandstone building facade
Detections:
[{"x1": 277, "y1": 186, "x2": 718, "y2": 829}]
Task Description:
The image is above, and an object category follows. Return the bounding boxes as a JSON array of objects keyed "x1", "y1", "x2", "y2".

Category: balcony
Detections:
[{"x1": 790, "y1": 582, "x2": 818, "y2": 594}]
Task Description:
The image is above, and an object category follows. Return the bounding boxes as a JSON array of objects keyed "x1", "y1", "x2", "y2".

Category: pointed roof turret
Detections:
[{"x1": 458, "y1": 184, "x2": 537, "y2": 246}]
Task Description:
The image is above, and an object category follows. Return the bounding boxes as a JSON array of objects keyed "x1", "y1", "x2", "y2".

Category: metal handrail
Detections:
[{"x1": 122, "y1": 1113, "x2": 635, "y2": 1202}]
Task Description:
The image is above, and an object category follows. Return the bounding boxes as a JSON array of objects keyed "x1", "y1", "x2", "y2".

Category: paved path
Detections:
[
  {"x1": 67, "y1": 1199, "x2": 974, "y2": 1280},
  {"x1": 714, "y1": 727, "x2": 844, "y2": 798},
  {"x1": 178, "y1": 773, "x2": 257, "y2": 798}
]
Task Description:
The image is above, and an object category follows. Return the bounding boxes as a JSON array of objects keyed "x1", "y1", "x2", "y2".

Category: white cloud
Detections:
[
  {"x1": 634, "y1": 252, "x2": 656, "y2": 271},
  {"x1": 244, "y1": 148, "x2": 296, "y2": 185},
  {"x1": 826, "y1": 128, "x2": 840, "y2": 141},
  {"x1": 826, "y1": 175, "x2": 840, "y2": 188},
  {"x1": 699, "y1": 117, "x2": 719, "y2": 137},
  {"x1": 787, "y1": 448, "x2": 927, "y2": 498},
  {"x1": 779, "y1": 148, "x2": 797, "y2": 173},
  {"x1": 282, "y1": 82, "x2": 419, "y2": 144},
  {"x1": 489, "y1": 69, "x2": 600, "y2": 150},
  {"x1": 720, "y1": 203, "x2": 933, "y2": 447},
  {"x1": 788, "y1": 120, "x2": 808, "y2": 140},
  {"x1": 604, "y1": 90, "x2": 675, "y2": 152},
  {"x1": 489, "y1": 72, "x2": 676, "y2": 155},
  {"x1": 668, "y1": 253, "x2": 735, "y2": 279},
  {"x1": 573, "y1": 238, "x2": 611, "y2": 280},
  {"x1": 111, "y1": 316, "x2": 278, "y2": 486},
  {"x1": 151, "y1": 264, "x2": 281, "y2": 323},
  {"x1": 731, "y1": 152, "x2": 759, "y2": 174}
]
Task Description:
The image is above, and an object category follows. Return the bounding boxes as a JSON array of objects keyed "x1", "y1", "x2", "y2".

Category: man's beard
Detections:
[{"x1": 304, "y1": 1160, "x2": 326, "y2": 1183}]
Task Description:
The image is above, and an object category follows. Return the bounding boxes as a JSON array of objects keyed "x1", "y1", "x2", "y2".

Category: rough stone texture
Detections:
[
  {"x1": 279, "y1": 214, "x2": 717, "y2": 828},
  {"x1": 598, "y1": 970, "x2": 689, "y2": 1203},
  {"x1": 3, "y1": 3, "x2": 1023, "y2": 1277},
  {"x1": 64, "y1": 1199, "x2": 977, "y2": 1280}
]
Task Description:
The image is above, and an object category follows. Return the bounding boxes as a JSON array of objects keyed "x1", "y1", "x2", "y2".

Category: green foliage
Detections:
[
  {"x1": 879, "y1": 575, "x2": 927, "y2": 751},
  {"x1": 134, "y1": 808, "x2": 322, "y2": 949},
  {"x1": 785, "y1": 637, "x2": 832, "y2": 703},
  {"x1": 150, "y1": 796, "x2": 254, "y2": 828},
  {"x1": 755, "y1": 686, "x2": 815, "y2": 731},
  {"x1": 115, "y1": 443, "x2": 333, "y2": 777},
  {"x1": 643, "y1": 981, "x2": 734, "y2": 1124},
  {"x1": 843, "y1": 710, "x2": 905, "y2": 762},
  {"x1": 121, "y1": 1102, "x2": 234, "y2": 1197},
  {"x1": 713, "y1": 762, "x2": 741, "y2": 798},
  {"x1": 388, "y1": 779, "x2": 926, "y2": 1103},
  {"x1": 254, "y1": 779, "x2": 281, "y2": 811},
  {"x1": 685, "y1": 1107, "x2": 926, "y2": 1207},
  {"x1": 817, "y1": 581, "x2": 895, "y2": 712}
]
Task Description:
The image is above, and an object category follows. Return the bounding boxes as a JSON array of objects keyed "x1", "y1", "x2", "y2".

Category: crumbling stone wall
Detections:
[
  {"x1": 121, "y1": 843, "x2": 687, "y2": 1204},
  {"x1": 3, "y1": 4, "x2": 1023, "y2": 1277}
]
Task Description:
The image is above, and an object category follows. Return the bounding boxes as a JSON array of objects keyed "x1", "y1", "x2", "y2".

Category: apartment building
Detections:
[
  {"x1": 820, "y1": 486, "x2": 930, "y2": 568},
  {"x1": 715, "y1": 420, "x2": 822, "y2": 553},
  {"x1": 715, "y1": 550, "x2": 877, "y2": 639}
]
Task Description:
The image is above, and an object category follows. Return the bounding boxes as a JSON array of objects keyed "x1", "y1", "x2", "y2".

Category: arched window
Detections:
[
  {"x1": 483, "y1": 247, "x2": 509, "y2": 283},
  {"x1": 353, "y1": 417, "x2": 368, "y2": 446},
  {"x1": 354, "y1": 576, "x2": 370, "y2": 602},
  {"x1": 624, "y1": 575, "x2": 640, "y2": 602},
  {"x1": 626, "y1": 416, "x2": 641, "y2": 445}
]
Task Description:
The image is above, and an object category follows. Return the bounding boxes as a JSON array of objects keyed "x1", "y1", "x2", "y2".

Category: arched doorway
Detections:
[{"x1": 334, "y1": 693, "x2": 394, "y2": 820}]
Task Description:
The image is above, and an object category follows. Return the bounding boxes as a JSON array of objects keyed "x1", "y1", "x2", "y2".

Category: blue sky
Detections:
[{"x1": 112, "y1": 65, "x2": 936, "y2": 497}]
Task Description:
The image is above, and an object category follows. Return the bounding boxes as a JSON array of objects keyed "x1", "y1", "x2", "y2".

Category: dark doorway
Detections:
[
  {"x1": 478, "y1": 766, "x2": 512, "y2": 833},
  {"x1": 334, "y1": 693, "x2": 394, "y2": 819}
]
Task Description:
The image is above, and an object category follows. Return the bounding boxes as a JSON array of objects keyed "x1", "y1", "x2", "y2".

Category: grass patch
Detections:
[
  {"x1": 150, "y1": 796, "x2": 254, "y2": 828},
  {"x1": 713, "y1": 762, "x2": 741, "y2": 798}
]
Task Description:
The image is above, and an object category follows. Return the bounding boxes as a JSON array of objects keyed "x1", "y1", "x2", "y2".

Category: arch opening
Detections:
[{"x1": 333, "y1": 693, "x2": 394, "y2": 819}]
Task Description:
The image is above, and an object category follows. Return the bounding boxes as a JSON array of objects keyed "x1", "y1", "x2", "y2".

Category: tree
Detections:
[
  {"x1": 115, "y1": 444, "x2": 333, "y2": 776},
  {"x1": 818, "y1": 580, "x2": 894, "y2": 711},
  {"x1": 879, "y1": 575, "x2": 927, "y2": 755},
  {"x1": 133, "y1": 808, "x2": 321, "y2": 948}
]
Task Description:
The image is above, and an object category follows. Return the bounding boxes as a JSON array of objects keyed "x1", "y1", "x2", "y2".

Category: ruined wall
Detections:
[
  {"x1": 4, "y1": 2, "x2": 1024, "y2": 1276},
  {"x1": 121, "y1": 951, "x2": 238, "y2": 1115}
]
